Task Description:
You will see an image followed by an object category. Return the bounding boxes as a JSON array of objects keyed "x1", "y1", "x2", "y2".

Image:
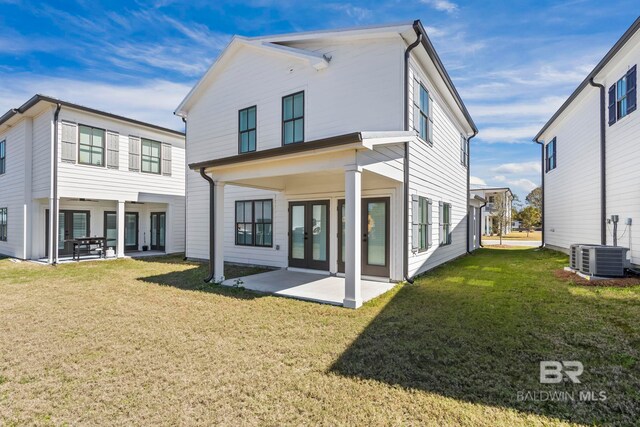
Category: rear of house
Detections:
[
  {"x1": 0, "y1": 95, "x2": 185, "y2": 262},
  {"x1": 177, "y1": 21, "x2": 477, "y2": 307},
  {"x1": 470, "y1": 187, "x2": 513, "y2": 236},
  {"x1": 534, "y1": 17, "x2": 640, "y2": 266}
]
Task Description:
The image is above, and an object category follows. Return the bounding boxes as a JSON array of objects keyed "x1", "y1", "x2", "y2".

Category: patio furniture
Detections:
[{"x1": 66, "y1": 237, "x2": 107, "y2": 261}]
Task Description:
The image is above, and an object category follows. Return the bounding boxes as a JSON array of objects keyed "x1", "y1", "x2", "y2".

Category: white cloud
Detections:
[
  {"x1": 323, "y1": 4, "x2": 372, "y2": 22},
  {"x1": 492, "y1": 176, "x2": 538, "y2": 192},
  {"x1": 470, "y1": 176, "x2": 487, "y2": 186},
  {"x1": 491, "y1": 161, "x2": 540, "y2": 174},
  {"x1": 420, "y1": 0, "x2": 458, "y2": 13},
  {"x1": 477, "y1": 125, "x2": 542, "y2": 143},
  {"x1": 468, "y1": 97, "x2": 566, "y2": 120}
]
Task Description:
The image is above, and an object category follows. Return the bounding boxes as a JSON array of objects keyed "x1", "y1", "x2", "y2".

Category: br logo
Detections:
[{"x1": 540, "y1": 361, "x2": 584, "y2": 384}]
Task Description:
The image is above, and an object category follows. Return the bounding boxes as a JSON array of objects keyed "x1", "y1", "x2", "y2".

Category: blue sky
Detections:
[{"x1": 0, "y1": 0, "x2": 637, "y2": 200}]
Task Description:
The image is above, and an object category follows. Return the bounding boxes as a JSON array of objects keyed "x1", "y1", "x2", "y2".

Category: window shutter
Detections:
[
  {"x1": 552, "y1": 138, "x2": 556, "y2": 169},
  {"x1": 411, "y1": 195, "x2": 419, "y2": 251},
  {"x1": 61, "y1": 122, "x2": 77, "y2": 162},
  {"x1": 626, "y1": 65, "x2": 637, "y2": 114},
  {"x1": 413, "y1": 79, "x2": 420, "y2": 132},
  {"x1": 128, "y1": 136, "x2": 140, "y2": 171},
  {"x1": 427, "y1": 199, "x2": 433, "y2": 248},
  {"x1": 162, "y1": 143, "x2": 172, "y2": 176},
  {"x1": 438, "y1": 201, "x2": 444, "y2": 245},
  {"x1": 427, "y1": 95, "x2": 434, "y2": 144},
  {"x1": 107, "y1": 132, "x2": 119, "y2": 169},
  {"x1": 608, "y1": 84, "x2": 617, "y2": 125}
]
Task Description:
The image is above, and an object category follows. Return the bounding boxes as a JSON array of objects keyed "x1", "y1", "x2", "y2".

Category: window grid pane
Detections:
[
  {"x1": 239, "y1": 106, "x2": 257, "y2": 153},
  {"x1": 283, "y1": 92, "x2": 304, "y2": 145},
  {"x1": 235, "y1": 200, "x2": 273, "y2": 247},
  {"x1": 141, "y1": 139, "x2": 161, "y2": 174},
  {"x1": 78, "y1": 126, "x2": 105, "y2": 166}
]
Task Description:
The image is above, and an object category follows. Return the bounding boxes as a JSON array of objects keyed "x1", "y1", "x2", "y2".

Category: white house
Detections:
[
  {"x1": 175, "y1": 21, "x2": 478, "y2": 308},
  {"x1": 534, "y1": 16, "x2": 640, "y2": 266},
  {"x1": 0, "y1": 95, "x2": 186, "y2": 262},
  {"x1": 470, "y1": 187, "x2": 513, "y2": 235}
]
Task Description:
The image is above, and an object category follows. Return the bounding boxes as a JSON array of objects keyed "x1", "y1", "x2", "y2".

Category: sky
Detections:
[{"x1": 0, "y1": 0, "x2": 638, "y2": 201}]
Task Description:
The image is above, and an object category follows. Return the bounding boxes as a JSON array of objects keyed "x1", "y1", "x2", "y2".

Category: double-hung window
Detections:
[
  {"x1": 439, "y1": 202, "x2": 452, "y2": 246},
  {"x1": 545, "y1": 137, "x2": 556, "y2": 172},
  {"x1": 239, "y1": 106, "x2": 257, "y2": 153},
  {"x1": 0, "y1": 208, "x2": 6, "y2": 241},
  {"x1": 235, "y1": 200, "x2": 273, "y2": 247},
  {"x1": 78, "y1": 125, "x2": 105, "y2": 166},
  {"x1": 141, "y1": 139, "x2": 161, "y2": 174},
  {"x1": 413, "y1": 196, "x2": 433, "y2": 252},
  {"x1": 0, "y1": 139, "x2": 5, "y2": 175},
  {"x1": 609, "y1": 65, "x2": 637, "y2": 125},
  {"x1": 282, "y1": 91, "x2": 304, "y2": 145},
  {"x1": 414, "y1": 81, "x2": 433, "y2": 144}
]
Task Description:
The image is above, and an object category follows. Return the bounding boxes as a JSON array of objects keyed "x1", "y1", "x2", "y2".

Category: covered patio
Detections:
[{"x1": 222, "y1": 269, "x2": 396, "y2": 306}]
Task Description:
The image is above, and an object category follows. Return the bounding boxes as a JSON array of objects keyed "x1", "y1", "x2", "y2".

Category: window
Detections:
[
  {"x1": 460, "y1": 134, "x2": 469, "y2": 167},
  {"x1": 414, "y1": 81, "x2": 433, "y2": 144},
  {"x1": 78, "y1": 125, "x2": 105, "y2": 166},
  {"x1": 239, "y1": 106, "x2": 257, "y2": 153},
  {"x1": 0, "y1": 208, "x2": 6, "y2": 241},
  {"x1": 545, "y1": 137, "x2": 556, "y2": 172},
  {"x1": 141, "y1": 139, "x2": 161, "y2": 174},
  {"x1": 609, "y1": 65, "x2": 637, "y2": 125},
  {"x1": 439, "y1": 202, "x2": 452, "y2": 246},
  {"x1": 282, "y1": 91, "x2": 304, "y2": 145},
  {"x1": 0, "y1": 140, "x2": 5, "y2": 175},
  {"x1": 235, "y1": 200, "x2": 273, "y2": 247}
]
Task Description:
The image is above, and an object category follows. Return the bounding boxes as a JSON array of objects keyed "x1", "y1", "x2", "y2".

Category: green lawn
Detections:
[{"x1": 0, "y1": 249, "x2": 638, "y2": 425}]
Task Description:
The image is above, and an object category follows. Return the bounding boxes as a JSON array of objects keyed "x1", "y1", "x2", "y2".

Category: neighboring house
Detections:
[
  {"x1": 175, "y1": 20, "x2": 477, "y2": 308},
  {"x1": 470, "y1": 187, "x2": 513, "y2": 235},
  {"x1": 534, "y1": 16, "x2": 640, "y2": 265},
  {"x1": 0, "y1": 95, "x2": 185, "y2": 262}
]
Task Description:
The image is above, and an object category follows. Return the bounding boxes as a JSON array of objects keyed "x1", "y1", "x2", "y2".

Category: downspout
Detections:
[
  {"x1": 52, "y1": 104, "x2": 61, "y2": 265},
  {"x1": 466, "y1": 131, "x2": 478, "y2": 253},
  {"x1": 478, "y1": 199, "x2": 487, "y2": 248},
  {"x1": 589, "y1": 78, "x2": 607, "y2": 245},
  {"x1": 199, "y1": 167, "x2": 215, "y2": 282},
  {"x1": 403, "y1": 24, "x2": 423, "y2": 284},
  {"x1": 182, "y1": 117, "x2": 188, "y2": 261},
  {"x1": 534, "y1": 138, "x2": 545, "y2": 248}
]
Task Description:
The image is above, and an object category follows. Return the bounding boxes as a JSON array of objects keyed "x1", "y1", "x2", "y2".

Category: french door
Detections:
[
  {"x1": 288, "y1": 200, "x2": 330, "y2": 270},
  {"x1": 45, "y1": 210, "x2": 90, "y2": 256},
  {"x1": 338, "y1": 197, "x2": 390, "y2": 277},
  {"x1": 150, "y1": 212, "x2": 166, "y2": 251},
  {"x1": 104, "y1": 212, "x2": 139, "y2": 251}
]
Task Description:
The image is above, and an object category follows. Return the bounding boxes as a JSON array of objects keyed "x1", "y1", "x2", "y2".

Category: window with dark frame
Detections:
[
  {"x1": 235, "y1": 200, "x2": 273, "y2": 247},
  {"x1": 0, "y1": 139, "x2": 5, "y2": 175},
  {"x1": 141, "y1": 138, "x2": 161, "y2": 174},
  {"x1": 282, "y1": 91, "x2": 304, "y2": 145},
  {"x1": 413, "y1": 81, "x2": 433, "y2": 144},
  {"x1": 609, "y1": 65, "x2": 637, "y2": 125},
  {"x1": 239, "y1": 106, "x2": 257, "y2": 153},
  {"x1": 0, "y1": 207, "x2": 6, "y2": 241},
  {"x1": 440, "y1": 202, "x2": 452, "y2": 246},
  {"x1": 545, "y1": 138, "x2": 557, "y2": 172},
  {"x1": 78, "y1": 125, "x2": 105, "y2": 166},
  {"x1": 418, "y1": 196, "x2": 431, "y2": 251}
]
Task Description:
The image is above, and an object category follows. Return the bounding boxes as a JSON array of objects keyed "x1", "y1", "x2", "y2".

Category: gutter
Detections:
[
  {"x1": 52, "y1": 103, "x2": 61, "y2": 265},
  {"x1": 199, "y1": 167, "x2": 216, "y2": 282},
  {"x1": 534, "y1": 138, "x2": 545, "y2": 249},
  {"x1": 466, "y1": 131, "x2": 478, "y2": 253},
  {"x1": 589, "y1": 78, "x2": 607, "y2": 245},
  {"x1": 182, "y1": 117, "x2": 188, "y2": 261},
  {"x1": 402, "y1": 24, "x2": 423, "y2": 285}
]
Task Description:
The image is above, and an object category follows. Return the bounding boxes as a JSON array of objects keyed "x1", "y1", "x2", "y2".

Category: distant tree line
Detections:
[{"x1": 512, "y1": 187, "x2": 542, "y2": 237}]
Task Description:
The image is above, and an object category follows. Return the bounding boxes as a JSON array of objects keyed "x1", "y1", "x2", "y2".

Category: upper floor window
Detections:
[
  {"x1": 282, "y1": 91, "x2": 304, "y2": 145},
  {"x1": 609, "y1": 65, "x2": 636, "y2": 125},
  {"x1": 414, "y1": 81, "x2": 433, "y2": 144},
  {"x1": 0, "y1": 139, "x2": 5, "y2": 175},
  {"x1": 545, "y1": 137, "x2": 557, "y2": 172},
  {"x1": 141, "y1": 139, "x2": 161, "y2": 174},
  {"x1": 460, "y1": 134, "x2": 469, "y2": 167},
  {"x1": 0, "y1": 207, "x2": 6, "y2": 241},
  {"x1": 239, "y1": 106, "x2": 257, "y2": 153},
  {"x1": 78, "y1": 125, "x2": 105, "y2": 166}
]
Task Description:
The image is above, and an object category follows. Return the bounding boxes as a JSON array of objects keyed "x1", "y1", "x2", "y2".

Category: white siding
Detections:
[
  {"x1": 0, "y1": 121, "x2": 27, "y2": 258},
  {"x1": 31, "y1": 111, "x2": 52, "y2": 199}
]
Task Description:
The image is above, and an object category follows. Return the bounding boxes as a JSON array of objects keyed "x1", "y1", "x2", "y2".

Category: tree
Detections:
[
  {"x1": 519, "y1": 206, "x2": 541, "y2": 237},
  {"x1": 525, "y1": 187, "x2": 542, "y2": 211},
  {"x1": 512, "y1": 194, "x2": 523, "y2": 212},
  {"x1": 492, "y1": 192, "x2": 510, "y2": 245}
]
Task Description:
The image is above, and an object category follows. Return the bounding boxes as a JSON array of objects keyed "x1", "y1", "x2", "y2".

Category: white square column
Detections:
[
  {"x1": 117, "y1": 200, "x2": 125, "y2": 257},
  {"x1": 214, "y1": 182, "x2": 225, "y2": 282},
  {"x1": 344, "y1": 166, "x2": 362, "y2": 309}
]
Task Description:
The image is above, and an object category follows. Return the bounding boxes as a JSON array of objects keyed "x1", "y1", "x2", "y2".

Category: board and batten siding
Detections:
[
  {"x1": 0, "y1": 121, "x2": 27, "y2": 258},
  {"x1": 406, "y1": 59, "x2": 470, "y2": 276}
]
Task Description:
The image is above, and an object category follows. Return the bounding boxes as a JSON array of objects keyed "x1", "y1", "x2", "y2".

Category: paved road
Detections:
[{"x1": 483, "y1": 240, "x2": 541, "y2": 247}]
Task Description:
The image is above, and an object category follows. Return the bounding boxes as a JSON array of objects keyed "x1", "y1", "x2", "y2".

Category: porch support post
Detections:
[
  {"x1": 116, "y1": 200, "x2": 125, "y2": 257},
  {"x1": 344, "y1": 165, "x2": 362, "y2": 309},
  {"x1": 214, "y1": 182, "x2": 225, "y2": 282}
]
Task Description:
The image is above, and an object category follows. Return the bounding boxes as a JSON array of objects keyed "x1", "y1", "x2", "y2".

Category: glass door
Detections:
[
  {"x1": 288, "y1": 200, "x2": 329, "y2": 270},
  {"x1": 104, "y1": 212, "x2": 117, "y2": 249},
  {"x1": 46, "y1": 210, "x2": 90, "y2": 257},
  {"x1": 125, "y1": 213, "x2": 139, "y2": 251},
  {"x1": 150, "y1": 212, "x2": 166, "y2": 251}
]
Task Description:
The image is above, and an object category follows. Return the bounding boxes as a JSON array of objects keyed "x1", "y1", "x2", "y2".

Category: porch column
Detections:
[
  {"x1": 214, "y1": 182, "x2": 225, "y2": 281},
  {"x1": 344, "y1": 166, "x2": 362, "y2": 309},
  {"x1": 117, "y1": 200, "x2": 125, "y2": 257}
]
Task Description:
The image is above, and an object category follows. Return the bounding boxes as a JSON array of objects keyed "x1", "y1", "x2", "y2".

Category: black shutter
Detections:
[
  {"x1": 627, "y1": 65, "x2": 637, "y2": 114},
  {"x1": 552, "y1": 138, "x2": 557, "y2": 170},
  {"x1": 608, "y1": 84, "x2": 617, "y2": 125}
]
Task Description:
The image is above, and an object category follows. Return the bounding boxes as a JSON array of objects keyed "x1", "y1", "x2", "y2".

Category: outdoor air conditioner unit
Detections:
[
  {"x1": 569, "y1": 243, "x2": 590, "y2": 271},
  {"x1": 579, "y1": 245, "x2": 629, "y2": 277}
]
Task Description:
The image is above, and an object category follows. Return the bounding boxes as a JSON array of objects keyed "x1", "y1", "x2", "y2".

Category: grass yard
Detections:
[
  {"x1": 1, "y1": 250, "x2": 639, "y2": 426},
  {"x1": 496, "y1": 230, "x2": 543, "y2": 240}
]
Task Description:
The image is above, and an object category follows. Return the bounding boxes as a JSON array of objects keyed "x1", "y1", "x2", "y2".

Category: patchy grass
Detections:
[{"x1": 0, "y1": 250, "x2": 638, "y2": 425}]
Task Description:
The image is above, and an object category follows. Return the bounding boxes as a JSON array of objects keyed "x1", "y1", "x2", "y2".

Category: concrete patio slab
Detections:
[{"x1": 222, "y1": 269, "x2": 396, "y2": 306}]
